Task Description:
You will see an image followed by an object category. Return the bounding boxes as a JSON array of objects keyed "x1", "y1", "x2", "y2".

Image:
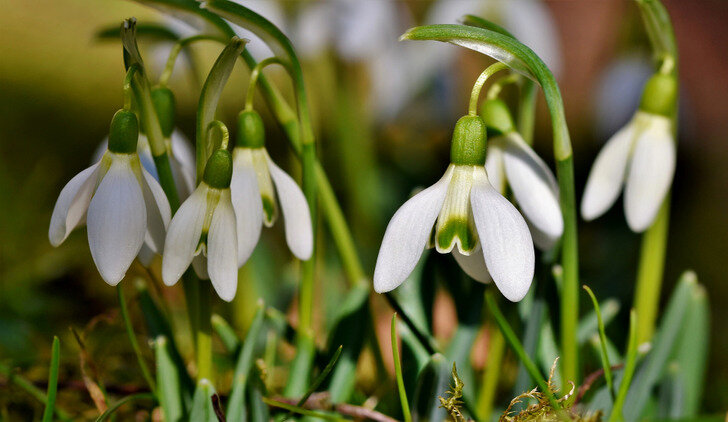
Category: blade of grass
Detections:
[
  {"x1": 262, "y1": 398, "x2": 345, "y2": 421},
  {"x1": 391, "y1": 314, "x2": 413, "y2": 422},
  {"x1": 41, "y1": 336, "x2": 61, "y2": 422},
  {"x1": 117, "y1": 285, "x2": 156, "y2": 396},
  {"x1": 289, "y1": 345, "x2": 343, "y2": 417},
  {"x1": 211, "y1": 313, "x2": 241, "y2": 355},
  {"x1": 583, "y1": 286, "x2": 615, "y2": 400},
  {"x1": 0, "y1": 361, "x2": 72, "y2": 420},
  {"x1": 95, "y1": 393, "x2": 155, "y2": 422},
  {"x1": 154, "y1": 336, "x2": 184, "y2": 422}
]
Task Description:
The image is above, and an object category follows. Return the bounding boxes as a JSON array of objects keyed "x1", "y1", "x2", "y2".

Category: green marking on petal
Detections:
[
  {"x1": 262, "y1": 195, "x2": 277, "y2": 226},
  {"x1": 436, "y1": 219, "x2": 477, "y2": 254}
]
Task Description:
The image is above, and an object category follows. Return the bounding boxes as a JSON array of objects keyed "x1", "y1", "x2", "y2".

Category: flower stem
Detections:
[
  {"x1": 391, "y1": 314, "x2": 412, "y2": 422},
  {"x1": 244, "y1": 56, "x2": 286, "y2": 111},
  {"x1": 196, "y1": 283, "x2": 213, "y2": 381},
  {"x1": 158, "y1": 35, "x2": 220, "y2": 87},
  {"x1": 476, "y1": 325, "x2": 505, "y2": 419},
  {"x1": 633, "y1": 198, "x2": 670, "y2": 344},
  {"x1": 468, "y1": 62, "x2": 508, "y2": 116},
  {"x1": 122, "y1": 65, "x2": 139, "y2": 111},
  {"x1": 117, "y1": 285, "x2": 157, "y2": 395}
]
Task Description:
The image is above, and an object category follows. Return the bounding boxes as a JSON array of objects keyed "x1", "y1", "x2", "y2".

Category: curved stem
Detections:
[
  {"x1": 117, "y1": 285, "x2": 157, "y2": 396},
  {"x1": 485, "y1": 73, "x2": 521, "y2": 100},
  {"x1": 468, "y1": 63, "x2": 508, "y2": 116},
  {"x1": 244, "y1": 57, "x2": 286, "y2": 111},
  {"x1": 158, "y1": 35, "x2": 221, "y2": 87},
  {"x1": 206, "y1": 120, "x2": 230, "y2": 150}
]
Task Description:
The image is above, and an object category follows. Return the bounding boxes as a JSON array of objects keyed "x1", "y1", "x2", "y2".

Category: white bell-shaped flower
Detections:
[
  {"x1": 162, "y1": 150, "x2": 239, "y2": 302},
  {"x1": 49, "y1": 110, "x2": 171, "y2": 285},
  {"x1": 481, "y1": 99, "x2": 563, "y2": 250},
  {"x1": 374, "y1": 116, "x2": 534, "y2": 302},
  {"x1": 229, "y1": 111, "x2": 313, "y2": 267},
  {"x1": 581, "y1": 73, "x2": 677, "y2": 232}
]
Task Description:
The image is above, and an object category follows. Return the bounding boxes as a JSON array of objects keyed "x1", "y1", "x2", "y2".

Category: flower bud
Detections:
[
  {"x1": 203, "y1": 149, "x2": 233, "y2": 189},
  {"x1": 108, "y1": 109, "x2": 139, "y2": 154},
  {"x1": 236, "y1": 110, "x2": 265, "y2": 148},
  {"x1": 151, "y1": 86, "x2": 176, "y2": 138},
  {"x1": 639, "y1": 73, "x2": 677, "y2": 117},
  {"x1": 479, "y1": 99, "x2": 515, "y2": 136},
  {"x1": 450, "y1": 115, "x2": 487, "y2": 166}
]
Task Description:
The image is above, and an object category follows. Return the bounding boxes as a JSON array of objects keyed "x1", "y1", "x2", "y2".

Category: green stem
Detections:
[
  {"x1": 41, "y1": 336, "x2": 60, "y2": 422},
  {"x1": 485, "y1": 291, "x2": 561, "y2": 410},
  {"x1": 634, "y1": 199, "x2": 670, "y2": 344},
  {"x1": 122, "y1": 65, "x2": 139, "y2": 111},
  {"x1": 476, "y1": 325, "x2": 505, "y2": 419},
  {"x1": 468, "y1": 63, "x2": 508, "y2": 116},
  {"x1": 196, "y1": 284, "x2": 213, "y2": 381},
  {"x1": 158, "y1": 35, "x2": 221, "y2": 87},
  {"x1": 517, "y1": 80, "x2": 538, "y2": 145},
  {"x1": 391, "y1": 314, "x2": 412, "y2": 422},
  {"x1": 609, "y1": 310, "x2": 639, "y2": 422},
  {"x1": 582, "y1": 285, "x2": 614, "y2": 400},
  {"x1": 244, "y1": 57, "x2": 286, "y2": 111},
  {"x1": 117, "y1": 285, "x2": 157, "y2": 395},
  {"x1": 485, "y1": 73, "x2": 520, "y2": 100}
]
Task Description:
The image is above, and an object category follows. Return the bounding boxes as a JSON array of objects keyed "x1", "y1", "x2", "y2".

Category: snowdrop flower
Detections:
[
  {"x1": 162, "y1": 150, "x2": 239, "y2": 301},
  {"x1": 49, "y1": 110, "x2": 171, "y2": 285},
  {"x1": 374, "y1": 115, "x2": 534, "y2": 302},
  {"x1": 480, "y1": 99, "x2": 563, "y2": 250},
  {"x1": 581, "y1": 73, "x2": 677, "y2": 232},
  {"x1": 229, "y1": 110, "x2": 313, "y2": 266}
]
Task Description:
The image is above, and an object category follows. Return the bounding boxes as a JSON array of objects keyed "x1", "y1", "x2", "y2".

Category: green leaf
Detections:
[
  {"x1": 577, "y1": 298, "x2": 620, "y2": 345},
  {"x1": 129, "y1": 0, "x2": 233, "y2": 38},
  {"x1": 325, "y1": 285, "x2": 370, "y2": 403},
  {"x1": 96, "y1": 22, "x2": 181, "y2": 42},
  {"x1": 412, "y1": 354, "x2": 452, "y2": 422},
  {"x1": 41, "y1": 336, "x2": 60, "y2": 422},
  {"x1": 211, "y1": 313, "x2": 241, "y2": 354},
  {"x1": 189, "y1": 380, "x2": 219, "y2": 422},
  {"x1": 226, "y1": 303, "x2": 265, "y2": 420},
  {"x1": 392, "y1": 314, "x2": 413, "y2": 422},
  {"x1": 609, "y1": 310, "x2": 639, "y2": 422},
  {"x1": 295, "y1": 345, "x2": 342, "y2": 410},
  {"x1": 460, "y1": 14, "x2": 516, "y2": 39},
  {"x1": 670, "y1": 283, "x2": 709, "y2": 416},
  {"x1": 583, "y1": 286, "x2": 616, "y2": 400},
  {"x1": 623, "y1": 271, "x2": 698, "y2": 420},
  {"x1": 154, "y1": 336, "x2": 185, "y2": 422}
]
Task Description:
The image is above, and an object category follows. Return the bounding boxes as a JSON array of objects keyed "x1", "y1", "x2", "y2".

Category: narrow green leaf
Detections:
[
  {"x1": 623, "y1": 271, "x2": 697, "y2": 420},
  {"x1": 154, "y1": 336, "x2": 185, "y2": 422},
  {"x1": 391, "y1": 314, "x2": 412, "y2": 422},
  {"x1": 295, "y1": 345, "x2": 342, "y2": 410},
  {"x1": 671, "y1": 283, "x2": 709, "y2": 416},
  {"x1": 212, "y1": 313, "x2": 241, "y2": 354},
  {"x1": 117, "y1": 284, "x2": 156, "y2": 396},
  {"x1": 129, "y1": 0, "x2": 233, "y2": 38},
  {"x1": 41, "y1": 336, "x2": 60, "y2": 422},
  {"x1": 95, "y1": 393, "x2": 155, "y2": 422},
  {"x1": 577, "y1": 298, "x2": 620, "y2": 345},
  {"x1": 583, "y1": 286, "x2": 615, "y2": 400},
  {"x1": 460, "y1": 14, "x2": 516, "y2": 38},
  {"x1": 226, "y1": 303, "x2": 265, "y2": 420},
  {"x1": 261, "y1": 398, "x2": 344, "y2": 421},
  {"x1": 412, "y1": 354, "x2": 452, "y2": 422},
  {"x1": 325, "y1": 285, "x2": 369, "y2": 403},
  {"x1": 610, "y1": 310, "x2": 639, "y2": 422},
  {"x1": 190, "y1": 380, "x2": 218, "y2": 422},
  {"x1": 96, "y1": 22, "x2": 180, "y2": 41}
]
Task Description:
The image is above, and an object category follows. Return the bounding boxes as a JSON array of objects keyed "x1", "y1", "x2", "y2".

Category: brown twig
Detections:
[
  {"x1": 270, "y1": 393, "x2": 399, "y2": 422},
  {"x1": 574, "y1": 364, "x2": 624, "y2": 404},
  {"x1": 212, "y1": 393, "x2": 226, "y2": 422}
]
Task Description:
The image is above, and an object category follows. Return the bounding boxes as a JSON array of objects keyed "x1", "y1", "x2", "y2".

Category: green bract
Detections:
[
  {"x1": 236, "y1": 110, "x2": 265, "y2": 148},
  {"x1": 202, "y1": 149, "x2": 233, "y2": 189},
  {"x1": 450, "y1": 116, "x2": 487, "y2": 166},
  {"x1": 108, "y1": 109, "x2": 139, "y2": 154}
]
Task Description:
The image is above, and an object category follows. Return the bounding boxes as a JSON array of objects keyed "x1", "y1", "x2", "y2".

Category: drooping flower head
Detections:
[
  {"x1": 480, "y1": 99, "x2": 563, "y2": 250},
  {"x1": 49, "y1": 109, "x2": 171, "y2": 285},
  {"x1": 162, "y1": 149, "x2": 239, "y2": 302},
  {"x1": 581, "y1": 72, "x2": 678, "y2": 232},
  {"x1": 229, "y1": 110, "x2": 313, "y2": 266},
  {"x1": 374, "y1": 115, "x2": 535, "y2": 302}
]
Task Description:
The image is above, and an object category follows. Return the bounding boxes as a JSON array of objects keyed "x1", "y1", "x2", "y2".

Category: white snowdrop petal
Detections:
[
  {"x1": 581, "y1": 121, "x2": 636, "y2": 221},
  {"x1": 206, "y1": 193, "x2": 238, "y2": 302},
  {"x1": 470, "y1": 170, "x2": 534, "y2": 302},
  {"x1": 452, "y1": 246, "x2": 491, "y2": 284},
  {"x1": 170, "y1": 130, "x2": 196, "y2": 197},
  {"x1": 137, "y1": 244, "x2": 156, "y2": 267},
  {"x1": 485, "y1": 137, "x2": 506, "y2": 193},
  {"x1": 141, "y1": 168, "x2": 172, "y2": 254},
  {"x1": 624, "y1": 116, "x2": 675, "y2": 232},
  {"x1": 231, "y1": 151, "x2": 264, "y2": 266},
  {"x1": 373, "y1": 168, "x2": 453, "y2": 293},
  {"x1": 502, "y1": 132, "x2": 563, "y2": 248},
  {"x1": 87, "y1": 158, "x2": 146, "y2": 286},
  {"x1": 265, "y1": 153, "x2": 313, "y2": 260},
  {"x1": 49, "y1": 163, "x2": 100, "y2": 246},
  {"x1": 162, "y1": 186, "x2": 207, "y2": 286}
]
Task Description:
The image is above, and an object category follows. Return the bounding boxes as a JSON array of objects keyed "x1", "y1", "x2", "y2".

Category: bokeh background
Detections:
[{"x1": 1, "y1": 0, "x2": 727, "y2": 417}]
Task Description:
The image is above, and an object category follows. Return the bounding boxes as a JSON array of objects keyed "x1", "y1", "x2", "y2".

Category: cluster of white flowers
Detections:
[{"x1": 49, "y1": 108, "x2": 312, "y2": 301}]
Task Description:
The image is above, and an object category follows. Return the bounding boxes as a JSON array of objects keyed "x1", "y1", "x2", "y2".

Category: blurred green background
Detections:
[{"x1": 1, "y1": 0, "x2": 727, "y2": 417}]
